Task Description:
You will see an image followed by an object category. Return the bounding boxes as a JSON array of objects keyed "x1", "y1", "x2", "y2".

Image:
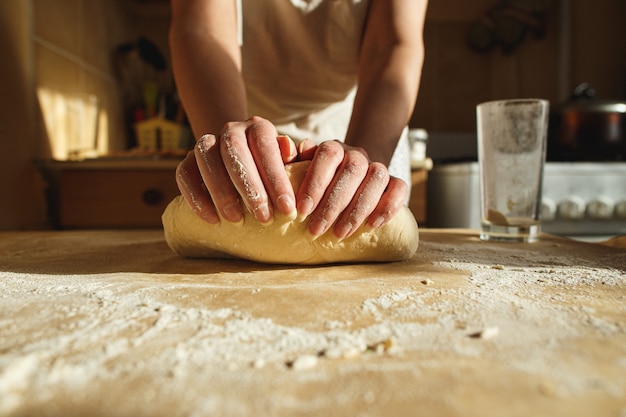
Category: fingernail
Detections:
[
  {"x1": 222, "y1": 202, "x2": 243, "y2": 224},
  {"x1": 276, "y1": 194, "x2": 296, "y2": 217},
  {"x1": 297, "y1": 196, "x2": 314, "y2": 221},
  {"x1": 370, "y1": 215, "x2": 385, "y2": 229},
  {"x1": 308, "y1": 218, "x2": 328, "y2": 237},
  {"x1": 200, "y1": 211, "x2": 220, "y2": 225},
  {"x1": 254, "y1": 203, "x2": 273, "y2": 225},
  {"x1": 196, "y1": 134, "x2": 216, "y2": 151},
  {"x1": 334, "y1": 221, "x2": 353, "y2": 239},
  {"x1": 277, "y1": 135, "x2": 297, "y2": 162}
]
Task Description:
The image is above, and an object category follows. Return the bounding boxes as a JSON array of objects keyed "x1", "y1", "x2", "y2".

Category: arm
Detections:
[
  {"x1": 346, "y1": 0, "x2": 427, "y2": 166},
  {"x1": 296, "y1": 0, "x2": 427, "y2": 238},
  {"x1": 170, "y1": 0, "x2": 426, "y2": 240},
  {"x1": 170, "y1": 0, "x2": 296, "y2": 224},
  {"x1": 169, "y1": 0, "x2": 245, "y2": 136}
]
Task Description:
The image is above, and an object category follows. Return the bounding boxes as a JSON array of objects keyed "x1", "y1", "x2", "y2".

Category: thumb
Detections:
[
  {"x1": 276, "y1": 135, "x2": 298, "y2": 163},
  {"x1": 296, "y1": 139, "x2": 318, "y2": 161}
]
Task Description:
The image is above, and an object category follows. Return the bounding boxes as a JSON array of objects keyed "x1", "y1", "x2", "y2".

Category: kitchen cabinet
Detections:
[
  {"x1": 41, "y1": 158, "x2": 182, "y2": 229},
  {"x1": 41, "y1": 160, "x2": 428, "y2": 229}
]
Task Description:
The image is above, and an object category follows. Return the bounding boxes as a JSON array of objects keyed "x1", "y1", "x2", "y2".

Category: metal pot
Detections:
[{"x1": 547, "y1": 83, "x2": 626, "y2": 161}]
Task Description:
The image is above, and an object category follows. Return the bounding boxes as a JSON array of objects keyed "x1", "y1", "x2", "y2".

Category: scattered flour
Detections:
[{"x1": 1, "y1": 233, "x2": 625, "y2": 416}]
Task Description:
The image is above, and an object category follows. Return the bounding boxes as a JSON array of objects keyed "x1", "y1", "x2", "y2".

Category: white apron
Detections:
[{"x1": 237, "y1": 0, "x2": 410, "y2": 186}]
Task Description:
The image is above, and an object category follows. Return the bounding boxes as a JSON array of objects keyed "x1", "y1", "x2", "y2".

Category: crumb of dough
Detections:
[
  {"x1": 289, "y1": 354, "x2": 318, "y2": 370},
  {"x1": 469, "y1": 326, "x2": 499, "y2": 340}
]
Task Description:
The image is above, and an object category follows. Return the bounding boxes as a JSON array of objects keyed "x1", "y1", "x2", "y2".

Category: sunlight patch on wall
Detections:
[{"x1": 37, "y1": 87, "x2": 108, "y2": 160}]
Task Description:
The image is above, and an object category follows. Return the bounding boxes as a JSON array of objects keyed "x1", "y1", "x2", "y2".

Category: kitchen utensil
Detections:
[{"x1": 547, "y1": 83, "x2": 626, "y2": 161}]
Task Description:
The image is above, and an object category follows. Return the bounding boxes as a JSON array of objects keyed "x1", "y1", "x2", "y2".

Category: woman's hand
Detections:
[
  {"x1": 175, "y1": 116, "x2": 408, "y2": 239},
  {"x1": 296, "y1": 140, "x2": 408, "y2": 239},
  {"x1": 176, "y1": 116, "x2": 296, "y2": 225}
]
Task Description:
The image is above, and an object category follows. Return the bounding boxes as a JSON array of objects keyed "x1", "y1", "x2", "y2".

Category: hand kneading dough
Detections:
[{"x1": 162, "y1": 161, "x2": 418, "y2": 265}]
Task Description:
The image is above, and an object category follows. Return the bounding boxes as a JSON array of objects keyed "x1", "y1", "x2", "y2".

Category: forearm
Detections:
[
  {"x1": 346, "y1": 47, "x2": 423, "y2": 165},
  {"x1": 169, "y1": 0, "x2": 247, "y2": 138},
  {"x1": 344, "y1": 0, "x2": 426, "y2": 166}
]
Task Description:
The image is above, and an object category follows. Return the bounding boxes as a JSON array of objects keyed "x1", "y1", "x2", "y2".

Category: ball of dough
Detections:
[{"x1": 162, "y1": 161, "x2": 419, "y2": 265}]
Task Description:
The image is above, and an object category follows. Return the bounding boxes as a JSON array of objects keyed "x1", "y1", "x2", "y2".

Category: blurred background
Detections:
[{"x1": 1, "y1": 0, "x2": 625, "y2": 232}]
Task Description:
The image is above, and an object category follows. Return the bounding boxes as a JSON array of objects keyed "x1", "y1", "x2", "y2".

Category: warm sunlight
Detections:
[{"x1": 37, "y1": 88, "x2": 108, "y2": 160}]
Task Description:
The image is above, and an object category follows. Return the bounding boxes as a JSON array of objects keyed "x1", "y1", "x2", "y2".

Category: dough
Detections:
[{"x1": 162, "y1": 161, "x2": 419, "y2": 265}]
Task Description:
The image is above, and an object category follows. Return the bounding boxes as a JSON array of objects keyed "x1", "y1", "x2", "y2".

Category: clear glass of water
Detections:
[{"x1": 476, "y1": 98, "x2": 550, "y2": 243}]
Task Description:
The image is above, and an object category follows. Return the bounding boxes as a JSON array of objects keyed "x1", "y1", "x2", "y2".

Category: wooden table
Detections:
[{"x1": 1, "y1": 229, "x2": 625, "y2": 416}]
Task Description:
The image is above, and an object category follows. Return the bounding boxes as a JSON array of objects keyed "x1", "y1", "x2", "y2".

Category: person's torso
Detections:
[{"x1": 240, "y1": 0, "x2": 370, "y2": 125}]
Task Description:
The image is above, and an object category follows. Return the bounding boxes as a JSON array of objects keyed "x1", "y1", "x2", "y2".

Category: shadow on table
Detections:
[
  {"x1": 2, "y1": 229, "x2": 624, "y2": 277},
  {"x1": 0, "y1": 230, "x2": 438, "y2": 279}
]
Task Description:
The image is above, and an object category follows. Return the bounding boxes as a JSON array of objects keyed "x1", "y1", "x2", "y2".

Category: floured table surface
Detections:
[{"x1": 1, "y1": 229, "x2": 625, "y2": 417}]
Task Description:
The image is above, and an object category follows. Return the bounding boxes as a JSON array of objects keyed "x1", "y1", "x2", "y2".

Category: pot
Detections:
[{"x1": 547, "y1": 83, "x2": 626, "y2": 161}]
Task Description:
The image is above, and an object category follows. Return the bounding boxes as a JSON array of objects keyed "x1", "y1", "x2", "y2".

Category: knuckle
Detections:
[
  {"x1": 248, "y1": 115, "x2": 267, "y2": 124},
  {"x1": 378, "y1": 178, "x2": 408, "y2": 213},
  {"x1": 222, "y1": 120, "x2": 239, "y2": 132},
  {"x1": 195, "y1": 135, "x2": 216, "y2": 154},
  {"x1": 390, "y1": 177, "x2": 409, "y2": 194},
  {"x1": 316, "y1": 141, "x2": 343, "y2": 161},
  {"x1": 368, "y1": 162, "x2": 389, "y2": 182},
  {"x1": 342, "y1": 151, "x2": 368, "y2": 177},
  {"x1": 220, "y1": 130, "x2": 235, "y2": 146},
  {"x1": 342, "y1": 160, "x2": 362, "y2": 177},
  {"x1": 219, "y1": 131, "x2": 244, "y2": 155},
  {"x1": 176, "y1": 153, "x2": 194, "y2": 176},
  {"x1": 175, "y1": 161, "x2": 188, "y2": 179},
  {"x1": 247, "y1": 118, "x2": 278, "y2": 147}
]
